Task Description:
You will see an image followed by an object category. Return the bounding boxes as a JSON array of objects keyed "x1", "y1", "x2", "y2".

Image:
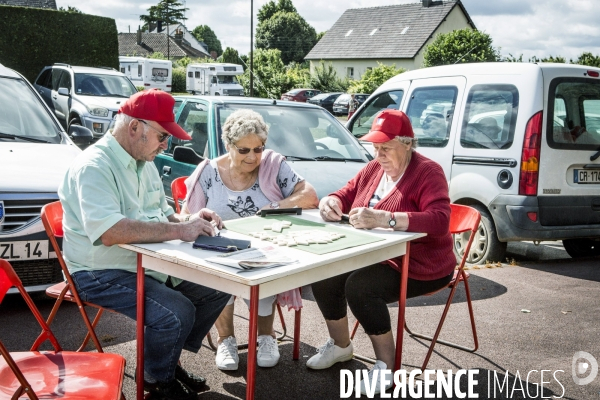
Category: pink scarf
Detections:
[{"x1": 183, "y1": 149, "x2": 303, "y2": 311}]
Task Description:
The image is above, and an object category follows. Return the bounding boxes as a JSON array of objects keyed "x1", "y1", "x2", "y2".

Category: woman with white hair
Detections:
[{"x1": 182, "y1": 108, "x2": 318, "y2": 371}]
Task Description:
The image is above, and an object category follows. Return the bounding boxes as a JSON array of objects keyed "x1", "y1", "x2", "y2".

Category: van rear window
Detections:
[
  {"x1": 548, "y1": 78, "x2": 600, "y2": 150},
  {"x1": 406, "y1": 87, "x2": 457, "y2": 148},
  {"x1": 461, "y1": 84, "x2": 519, "y2": 150}
]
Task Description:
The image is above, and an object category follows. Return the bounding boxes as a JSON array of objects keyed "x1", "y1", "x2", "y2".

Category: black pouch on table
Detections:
[{"x1": 192, "y1": 236, "x2": 251, "y2": 253}]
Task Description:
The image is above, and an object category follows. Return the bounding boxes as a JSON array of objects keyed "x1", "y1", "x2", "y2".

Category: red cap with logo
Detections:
[
  {"x1": 118, "y1": 89, "x2": 191, "y2": 140},
  {"x1": 360, "y1": 109, "x2": 414, "y2": 143}
]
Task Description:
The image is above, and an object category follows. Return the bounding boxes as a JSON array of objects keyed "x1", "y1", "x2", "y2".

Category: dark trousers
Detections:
[{"x1": 311, "y1": 263, "x2": 453, "y2": 335}]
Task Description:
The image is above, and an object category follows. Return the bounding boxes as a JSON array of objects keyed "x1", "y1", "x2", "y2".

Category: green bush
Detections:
[
  {"x1": 348, "y1": 63, "x2": 405, "y2": 95},
  {"x1": 136, "y1": 86, "x2": 145, "y2": 92},
  {"x1": 0, "y1": 5, "x2": 118, "y2": 82},
  {"x1": 172, "y1": 67, "x2": 187, "y2": 93}
]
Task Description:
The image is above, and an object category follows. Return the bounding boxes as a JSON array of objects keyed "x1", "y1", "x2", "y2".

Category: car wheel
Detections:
[
  {"x1": 453, "y1": 204, "x2": 507, "y2": 265},
  {"x1": 562, "y1": 239, "x2": 600, "y2": 258},
  {"x1": 69, "y1": 116, "x2": 82, "y2": 130}
]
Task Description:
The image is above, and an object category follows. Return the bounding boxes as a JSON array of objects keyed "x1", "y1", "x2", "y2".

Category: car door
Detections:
[
  {"x1": 49, "y1": 69, "x2": 66, "y2": 125},
  {"x1": 34, "y1": 68, "x2": 53, "y2": 108},
  {"x1": 154, "y1": 99, "x2": 211, "y2": 199},
  {"x1": 54, "y1": 70, "x2": 71, "y2": 126}
]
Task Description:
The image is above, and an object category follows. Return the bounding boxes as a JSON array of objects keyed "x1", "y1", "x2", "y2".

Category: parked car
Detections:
[
  {"x1": 347, "y1": 62, "x2": 600, "y2": 262},
  {"x1": 33, "y1": 64, "x2": 137, "y2": 143},
  {"x1": 0, "y1": 63, "x2": 92, "y2": 293},
  {"x1": 307, "y1": 92, "x2": 342, "y2": 113},
  {"x1": 280, "y1": 89, "x2": 321, "y2": 102},
  {"x1": 153, "y1": 96, "x2": 372, "y2": 201},
  {"x1": 333, "y1": 93, "x2": 369, "y2": 115}
]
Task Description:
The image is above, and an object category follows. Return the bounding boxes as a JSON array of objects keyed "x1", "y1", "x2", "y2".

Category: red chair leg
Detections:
[
  {"x1": 350, "y1": 319, "x2": 360, "y2": 340},
  {"x1": 77, "y1": 307, "x2": 105, "y2": 352}
]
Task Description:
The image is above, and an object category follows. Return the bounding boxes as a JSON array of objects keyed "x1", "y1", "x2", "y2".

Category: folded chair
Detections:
[
  {"x1": 171, "y1": 176, "x2": 289, "y2": 351},
  {"x1": 350, "y1": 204, "x2": 481, "y2": 371},
  {"x1": 0, "y1": 259, "x2": 126, "y2": 399},
  {"x1": 39, "y1": 201, "x2": 106, "y2": 352}
]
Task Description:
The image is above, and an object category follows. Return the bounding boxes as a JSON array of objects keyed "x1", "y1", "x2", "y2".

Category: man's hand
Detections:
[
  {"x1": 179, "y1": 218, "x2": 215, "y2": 242},
  {"x1": 319, "y1": 196, "x2": 343, "y2": 221},
  {"x1": 348, "y1": 207, "x2": 387, "y2": 229},
  {"x1": 198, "y1": 208, "x2": 224, "y2": 229}
]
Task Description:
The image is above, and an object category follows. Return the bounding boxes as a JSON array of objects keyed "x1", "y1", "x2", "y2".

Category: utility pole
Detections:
[
  {"x1": 250, "y1": 0, "x2": 254, "y2": 97},
  {"x1": 166, "y1": 2, "x2": 170, "y2": 60}
]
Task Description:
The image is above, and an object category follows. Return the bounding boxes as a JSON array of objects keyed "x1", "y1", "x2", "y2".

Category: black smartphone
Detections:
[{"x1": 259, "y1": 208, "x2": 302, "y2": 217}]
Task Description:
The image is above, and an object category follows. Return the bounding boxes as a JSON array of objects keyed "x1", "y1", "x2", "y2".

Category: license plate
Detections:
[
  {"x1": 0, "y1": 240, "x2": 49, "y2": 261},
  {"x1": 574, "y1": 169, "x2": 600, "y2": 184}
]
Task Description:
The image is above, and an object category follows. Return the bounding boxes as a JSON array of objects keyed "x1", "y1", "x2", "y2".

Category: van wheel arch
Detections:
[{"x1": 452, "y1": 200, "x2": 507, "y2": 265}]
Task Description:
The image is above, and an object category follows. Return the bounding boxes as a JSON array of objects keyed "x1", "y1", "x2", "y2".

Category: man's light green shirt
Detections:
[{"x1": 58, "y1": 134, "x2": 174, "y2": 283}]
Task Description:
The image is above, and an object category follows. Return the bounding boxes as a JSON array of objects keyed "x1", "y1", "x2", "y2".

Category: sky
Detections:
[{"x1": 55, "y1": 0, "x2": 600, "y2": 62}]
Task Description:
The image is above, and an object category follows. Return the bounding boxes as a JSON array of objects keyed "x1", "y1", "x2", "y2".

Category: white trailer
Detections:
[
  {"x1": 119, "y1": 56, "x2": 172, "y2": 92},
  {"x1": 186, "y1": 63, "x2": 244, "y2": 96}
]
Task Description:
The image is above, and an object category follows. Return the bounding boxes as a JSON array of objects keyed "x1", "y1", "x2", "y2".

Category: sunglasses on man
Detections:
[
  {"x1": 139, "y1": 119, "x2": 171, "y2": 143},
  {"x1": 231, "y1": 143, "x2": 265, "y2": 155}
]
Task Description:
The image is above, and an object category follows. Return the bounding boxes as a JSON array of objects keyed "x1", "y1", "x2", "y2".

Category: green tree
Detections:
[
  {"x1": 316, "y1": 31, "x2": 326, "y2": 42},
  {"x1": 307, "y1": 61, "x2": 349, "y2": 92},
  {"x1": 529, "y1": 55, "x2": 566, "y2": 63},
  {"x1": 256, "y1": 10, "x2": 317, "y2": 65},
  {"x1": 192, "y1": 25, "x2": 223, "y2": 56},
  {"x1": 148, "y1": 51, "x2": 166, "y2": 59},
  {"x1": 140, "y1": 0, "x2": 188, "y2": 26},
  {"x1": 348, "y1": 63, "x2": 406, "y2": 94},
  {"x1": 237, "y1": 48, "x2": 300, "y2": 98},
  {"x1": 221, "y1": 47, "x2": 240, "y2": 64},
  {"x1": 257, "y1": 0, "x2": 297, "y2": 23},
  {"x1": 571, "y1": 52, "x2": 600, "y2": 67},
  {"x1": 58, "y1": 6, "x2": 82, "y2": 13},
  {"x1": 423, "y1": 28, "x2": 500, "y2": 67}
]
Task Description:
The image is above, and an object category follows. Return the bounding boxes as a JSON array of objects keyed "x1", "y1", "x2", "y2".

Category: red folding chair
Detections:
[
  {"x1": 39, "y1": 201, "x2": 106, "y2": 352},
  {"x1": 0, "y1": 259, "x2": 126, "y2": 400},
  {"x1": 171, "y1": 176, "x2": 290, "y2": 351},
  {"x1": 350, "y1": 204, "x2": 481, "y2": 371}
]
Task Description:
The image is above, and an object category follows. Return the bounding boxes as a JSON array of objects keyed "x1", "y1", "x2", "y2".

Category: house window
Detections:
[
  {"x1": 401, "y1": 27, "x2": 409, "y2": 35},
  {"x1": 347, "y1": 67, "x2": 354, "y2": 78},
  {"x1": 345, "y1": 30, "x2": 353, "y2": 37},
  {"x1": 370, "y1": 28, "x2": 379, "y2": 36}
]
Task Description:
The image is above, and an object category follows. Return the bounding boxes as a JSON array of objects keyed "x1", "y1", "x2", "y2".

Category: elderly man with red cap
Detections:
[
  {"x1": 306, "y1": 109, "x2": 455, "y2": 395},
  {"x1": 58, "y1": 89, "x2": 230, "y2": 399}
]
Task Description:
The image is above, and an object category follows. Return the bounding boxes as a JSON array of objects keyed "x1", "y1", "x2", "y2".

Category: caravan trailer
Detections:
[
  {"x1": 119, "y1": 56, "x2": 172, "y2": 92},
  {"x1": 186, "y1": 63, "x2": 244, "y2": 96}
]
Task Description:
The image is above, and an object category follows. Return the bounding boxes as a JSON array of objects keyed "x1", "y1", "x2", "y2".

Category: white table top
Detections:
[{"x1": 120, "y1": 210, "x2": 425, "y2": 299}]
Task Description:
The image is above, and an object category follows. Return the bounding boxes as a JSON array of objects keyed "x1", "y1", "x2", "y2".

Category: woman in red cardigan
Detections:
[{"x1": 307, "y1": 109, "x2": 455, "y2": 395}]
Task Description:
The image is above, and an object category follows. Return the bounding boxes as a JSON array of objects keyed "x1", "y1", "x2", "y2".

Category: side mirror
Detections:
[
  {"x1": 57, "y1": 87, "x2": 69, "y2": 96},
  {"x1": 173, "y1": 145, "x2": 204, "y2": 165},
  {"x1": 68, "y1": 124, "x2": 93, "y2": 145}
]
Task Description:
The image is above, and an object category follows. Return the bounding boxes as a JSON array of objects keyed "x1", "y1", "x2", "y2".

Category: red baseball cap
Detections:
[
  {"x1": 118, "y1": 89, "x2": 191, "y2": 140},
  {"x1": 361, "y1": 109, "x2": 414, "y2": 143}
]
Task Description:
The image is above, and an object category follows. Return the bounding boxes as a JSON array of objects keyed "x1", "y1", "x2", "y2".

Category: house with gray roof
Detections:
[
  {"x1": 305, "y1": 0, "x2": 475, "y2": 80},
  {"x1": 0, "y1": 0, "x2": 56, "y2": 8},
  {"x1": 118, "y1": 31, "x2": 210, "y2": 60},
  {"x1": 149, "y1": 23, "x2": 211, "y2": 58}
]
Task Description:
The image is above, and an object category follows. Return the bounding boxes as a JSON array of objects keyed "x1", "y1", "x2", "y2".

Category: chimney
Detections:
[
  {"x1": 174, "y1": 29, "x2": 183, "y2": 46},
  {"x1": 422, "y1": 0, "x2": 432, "y2": 7},
  {"x1": 137, "y1": 30, "x2": 142, "y2": 45},
  {"x1": 157, "y1": 20, "x2": 163, "y2": 33},
  {"x1": 210, "y1": 51, "x2": 217, "y2": 60}
]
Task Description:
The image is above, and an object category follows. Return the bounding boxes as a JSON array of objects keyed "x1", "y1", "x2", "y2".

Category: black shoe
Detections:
[
  {"x1": 143, "y1": 377, "x2": 197, "y2": 400},
  {"x1": 175, "y1": 364, "x2": 206, "y2": 392}
]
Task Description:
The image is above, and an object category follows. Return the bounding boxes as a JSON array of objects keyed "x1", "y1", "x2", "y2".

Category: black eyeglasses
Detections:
[
  {"x1": 139, "y1": 120, "x2": 171, "y2": 143},
  {"x1": 231, "y1": 143, "x2": 265, "y2": 155}
]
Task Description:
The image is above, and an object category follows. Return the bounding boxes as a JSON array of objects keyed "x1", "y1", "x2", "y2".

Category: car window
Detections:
[
  {"x1": 349, "y1": 90, "x2": 403, "y2": 139},
  {"x1": 35, "y1": 69, "x2": 51, "y2": 89},
  {"x1": 406, "y1": 87, "x2": 457, "y2": 148},
  {"x1": 173, "y1": 100, "x2": 183, "y2": 115},
  {"x1": 548, "y1": 78, "x2": 600, "y2": 149},
  {"x1": 51, "y1": 69, "x2": 63, "y2": 91},
  {"x1": 0, "y1": 77, "x2": 61, "y2": 143},
  {"x1": 74, "y1": 73, "x2": 137, "y2": 97},
  {"x1": 461, "y1": 84, "x2": 519, "y2": 150},
  {"x1": 58, "y1": 70, "x2": 71, "y2": 91},
  {"x1": 173, "y1": 101, "x2": 209, "y2": 157},
  {"x1": 335, "y1": 94, "x2": 350, "y2": 104},
  {"x1": 216, "y1": 104, "x2": 370, "y2": 161}
]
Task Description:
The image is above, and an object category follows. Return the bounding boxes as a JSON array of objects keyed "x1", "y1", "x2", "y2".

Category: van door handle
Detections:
[
  {"x1": 163, "y1": 166, "x2": 171, "y2": 175},
  {"x1": 52, "y1": 95, "x2": 57, "y2": 100}
]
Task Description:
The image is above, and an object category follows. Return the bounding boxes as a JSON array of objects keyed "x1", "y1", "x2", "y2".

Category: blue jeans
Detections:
[{"x1": 71, "y1": 269, "x2": 230, "y2": 382}]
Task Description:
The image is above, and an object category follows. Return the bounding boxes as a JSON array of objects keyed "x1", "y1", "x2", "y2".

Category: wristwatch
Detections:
[
  {"x1": 269, "y1": 201, "x2": 280, "y2": 209},
  {"x1": 388, "y1": 212, "x2": 397, "y2": 228}
]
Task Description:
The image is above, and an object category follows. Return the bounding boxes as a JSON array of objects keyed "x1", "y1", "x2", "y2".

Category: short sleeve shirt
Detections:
[
  {"x1": 58, "y1": 134, "x2": 174, "y2": 283},
  {"x1": 199, "y1": 159, "x2": 302, "y2": 221}
]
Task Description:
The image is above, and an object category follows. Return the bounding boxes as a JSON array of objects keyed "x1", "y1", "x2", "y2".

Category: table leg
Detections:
[
  {"x1": 136, "y1": 254, "x2": 145, "y2": 400},
  {"x1": 394, "y1": 243, "x2": 410, "y2": 373},
  {"x1": 245, "y1": 286, "x2": 259, "y2": 400},
  {"x1": 293, "y1": 307, "x2": 301, "y2": 360}
]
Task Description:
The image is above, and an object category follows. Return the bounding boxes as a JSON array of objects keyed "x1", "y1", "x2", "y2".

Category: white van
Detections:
[
  {"x1": 186, "y1": 63, "x2": 244, "y2": 96},
  {"x1": 347, "y1": 62, "x2": 600, "y2": 262},
  {"x1": 119, "y1": 56, "x2": 172, "y2": 92}
]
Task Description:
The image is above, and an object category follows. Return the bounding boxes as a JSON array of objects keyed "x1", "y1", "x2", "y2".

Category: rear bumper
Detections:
[{"x1": 489, "y1": 195, "x2": 600, "y2": 241}]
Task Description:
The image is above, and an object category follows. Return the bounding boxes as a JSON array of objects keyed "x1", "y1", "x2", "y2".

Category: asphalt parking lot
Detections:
[{"x1": 1, "y1": 241, "x2": 599, "y2": 399}]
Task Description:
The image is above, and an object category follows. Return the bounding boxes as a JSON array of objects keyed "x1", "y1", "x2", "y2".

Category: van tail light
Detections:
[
  {"x1": 519, "y1": 111, "x2": 543, "y2": 196},
  {"x1": 144, "y1": 83, "x2": 151, "y2": 86},
  {"x1": 166, "y1": 85, "x2": 172, "y2": 88}
]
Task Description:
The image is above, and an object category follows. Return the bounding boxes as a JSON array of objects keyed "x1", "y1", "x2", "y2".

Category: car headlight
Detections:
[{"x1": 87, "y1": 106, "x2": 109, "y2": 117}]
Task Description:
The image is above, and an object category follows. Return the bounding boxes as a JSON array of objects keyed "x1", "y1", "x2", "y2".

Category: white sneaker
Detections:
[
  {"x1": 215, "y1": 336, "x2": 239, "y2": 370},
  {"x1": 257, "y1": 335, "x2": 280, "y2": 367},
  {"x1": 359, "y1": 360, "x2": 393, "y2": 396},
  {"x1": 306, "y1": 338, "x2": 354, "y2": 370}
]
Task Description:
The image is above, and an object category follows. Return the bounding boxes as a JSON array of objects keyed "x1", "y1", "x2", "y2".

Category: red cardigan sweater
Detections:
[{"x1": 331, "y1": 151, "x2": 455, "y2": 281}]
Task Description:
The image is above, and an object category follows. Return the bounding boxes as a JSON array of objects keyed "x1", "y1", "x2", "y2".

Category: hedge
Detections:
[{"x1": 0, "y1": 6, "x2": 118, "y2": 83}]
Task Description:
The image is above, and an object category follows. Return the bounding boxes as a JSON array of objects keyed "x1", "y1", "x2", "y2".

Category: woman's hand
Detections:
[
  {"x1": 319, "y1": 196, "x2": 343, "y2": 221},
  {"x1": 348, "y1": 208, "x2": 387, "y2": 229},
  {"x1": 198, "y1": 208, "x2": 224, "y2": 229}
]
